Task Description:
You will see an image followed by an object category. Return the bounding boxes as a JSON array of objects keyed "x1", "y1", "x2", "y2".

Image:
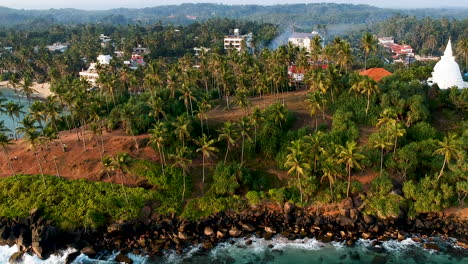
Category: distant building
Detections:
[
  {"x1": 288, "y1": 31, "x2": 321, "y2": 52},
  {"x1": 133, "y1": 45, "x2": 150, "y2": 55},
  {"x1": 359, "y1": 68, "x2": 393, "y2": 82},
  {"x1": 114, "y1": 51, "x2": 125, "y2": 58},
  {"x1": 415, "y1": 55, "x2": 439, "y2": 62},
  {"x1": 429, "y1": 39, "x2": 468, "y2": 89},
  {"x1": 224, "y1": 29, "x2": 252, "y2": 52},
  {"x1": 99, "y1": 34, "x2": 112, "y2": 47},
  {"x1": 125, "y1": 54, "x2": 146, "y2": 70},
  {"x1": 47, "y1": 43, "x2": 69, "y2": 53},
  {"x1": 186, "y1": 15, "x2": 197, "y2": 20},
  {"x1": 194, "y1": 47, "x2": 211, "y2": 56},
  {"x1": 288, "y1": 66, "x2": 306, "y2": 82},
  {"x1": 378, "y1": 37, "x2": 394, "y2": 46},
  {"x1": 79, "y1": 55, "x2": 112, "y2": 87}
]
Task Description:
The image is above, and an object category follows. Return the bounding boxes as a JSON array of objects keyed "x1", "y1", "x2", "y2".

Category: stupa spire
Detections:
[
  {"x1": 443, "y1": 38, "x2": 453, "y2": 58},
  {"x1": 429, "y1": 39, "x2": 467, "y2": 89}
]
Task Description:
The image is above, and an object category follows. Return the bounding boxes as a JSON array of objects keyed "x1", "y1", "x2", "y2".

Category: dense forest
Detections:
[
  {"x1": 0, "y1": 3, "x2": 467, "y2": 29},
  {"x1": 0, "y1": 15, "x2": 466, "y2": 229}
]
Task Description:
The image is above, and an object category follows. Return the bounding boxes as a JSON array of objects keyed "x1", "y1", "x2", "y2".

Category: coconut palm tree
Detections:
[
  {"x1": 433, "y1": 134, "x2": 463, "y2": 181},
  {"x1": 361, "y1": 32, "x2": 377, "y2": 70},
  {"x1": 3, "y1": 101, "x2": 24, "y2": 140},
  {"x1": 455, "y1": 37, "x2": 468, "y2": 71},
  {"x1": 194, "y1": 134, "x2": 219, "y2": 184},
  {"x1": 148, "y1": 96, "x2": 167, "y2": 121},
  {"x1": 148, "y1": 121, "x2": 168, "y2": 176},
  {"x1": 179, "y1": 83, "x2": 197, "y2": 117},
  {"x1": 24, "y1": 128, "x2": 46, "y2": 188},
  {"x1": 20, "y1": 75, "x2": 37, "y2": 102},
  {"x1": 109, "y1": 153, "x2": 132, "y2": 203},
  {"x1": 218, "y1": 121, "x2": 238, "y2": 164},
  {"x1": 169, "y1": 146, "x2": 192, "y2": 201},
  {"x1": 285, "y1": 139, "x2": 310, "y2": 203},
  {"x1": 249, "y1": 107, "x2": 263, "y2": 145},
  {"x1": 16, "y1": 114, "x2": 37, "y2": 136},
  {"x1": 269, "y1": 102, "x2": 287, "y2": 130},
  {"x1": 337, "y1": 141, "x2": 365, "y2": 197},
  {"x1": 350, "y1": 77, "x2": 379, "y2": 116},
  {"x1": 0, "y1": 132, "x2": 16, "y2": 177},
  {"x1": 320, "y1": 154, "x2": 342, "y2": 202},
  {"x1": 237, "y1": 117, "x2": 252, "y2": 165},
  {"x1": 305, "y1": 91, "x2": 326, "y2": 131},
  {"x1": 172, "y1": 115, "x2": 191, "y2": 147},
  {"x1": 370, "y1": 133, "x2": 393, "y2": 175},
  {"x1": 29, "y1": 101, "x2": 46, "y2": 132}
]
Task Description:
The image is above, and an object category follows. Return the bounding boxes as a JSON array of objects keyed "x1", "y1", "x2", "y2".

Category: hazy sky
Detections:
[{"x1": 0, "y1": 0, "x2": 466, "y2": 10}]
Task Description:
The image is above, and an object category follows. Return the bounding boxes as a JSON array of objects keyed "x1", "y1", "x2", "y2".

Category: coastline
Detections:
[
  {"x1": 2, "y1": 199, "x2": 467, "y2": 263},
  {"x1": 0, "y1": 81, "x2": 52, "y2": 99}
]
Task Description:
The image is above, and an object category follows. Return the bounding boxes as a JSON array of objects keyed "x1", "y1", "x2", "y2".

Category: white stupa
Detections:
[{"x1": 429, "y1": 39, "x2": 467, "y2": 89}]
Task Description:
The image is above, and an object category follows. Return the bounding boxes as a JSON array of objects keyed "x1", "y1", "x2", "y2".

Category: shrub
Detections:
[{"x1": 246, "y1": 191, "x2": 264, "y2": 206}]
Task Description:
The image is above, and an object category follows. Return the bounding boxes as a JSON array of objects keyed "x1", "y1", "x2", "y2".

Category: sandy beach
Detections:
[{"x1": 0, "y1": 81, "x2": 53, "y2": 99}]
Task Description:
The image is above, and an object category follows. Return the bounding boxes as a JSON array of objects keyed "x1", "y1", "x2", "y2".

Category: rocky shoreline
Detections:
[{"x1": 2, "y1": 198, "x2": 467, "y2": 264}]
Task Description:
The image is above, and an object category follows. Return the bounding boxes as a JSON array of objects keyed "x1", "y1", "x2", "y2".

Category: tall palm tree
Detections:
[
  {"x1": 249, "y1": 107, "x2": 263, "y2": 145},
  {"x1": 194, "y1": 134, "x2": 219, "y2": 184},
  {"x1": 148, "y1": 96, "x2": 167, "y2": 121},
  {"x1": 29, "y1": 101, "x2": 46, "y2": 132},
  {"x1": 169, "y1": 146, "x2": 192, "y2": 201},
  {"x1": 433, "y1": 134, "x2": 463, "y2": 181},
  {"x1": 269, "y1": 102, "x2": 287, "y2": 130},
  {"x1": 361, "y1": 32, "x2": 377, "y2": 70},
  {"x1": 172, "y1": 115, "x2": 191, "y2": 147},
  {"x1": 285, "y1": 139, "x2": 310, "y2": 203},
  {"x1": 455, "y1": 37, "x2": 468, "y2": 71},
  {"x1": 20, "y1": 76, "x2": 37, "y2": 102},
  {"x1": 24, "y1": 128, "x2": 46, "y2": 188},
  {"x1": 337, "y1": 141, "x2": 365, "y2": 197},
  {"x1": 16, "y1": 115, "x2": 37, "y2": 136},
  {"x1": 237, "y1": 117, "x2": 252, "y2": 165},
  {"x1": 148, "y1": 121, "x2": 168, "y2": 176},
  {"x1": 305, "y1": 91, "x2": 326, "y2": 131},
  {"x1": 320, "y1": 154, "x2": 342, "y2": 202},
  {"x1": 218, "y1": 121, "x2": 238, "y2": 164},
  {"x1": 350, "y1": 77, "x2": 379, "y2": 116},
  {"x1": 109, "y1": 153, "x2": 132, "y2": 203},
  {"x1": 0, "y1": 133, "x2": 16, "y2": 177},
  {"x1": 370, "y1": 133, "x2": 393, "y2": 175},
  {"x1": 179, "y1": 83, "x2": 197, "y2": 117},
  {"x1": 3, "y1": 102, "x2": 24, "y2": 140}
]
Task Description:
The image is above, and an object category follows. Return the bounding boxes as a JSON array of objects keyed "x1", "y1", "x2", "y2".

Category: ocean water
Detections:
[
  {"x1": 0, "y1": 236, "x2": 466, "y2": 264},
  {"x1": 0, "y1": 87, "x2": 32, "y2": 134}
]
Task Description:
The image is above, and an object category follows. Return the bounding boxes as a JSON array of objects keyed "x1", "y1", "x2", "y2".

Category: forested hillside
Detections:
[{"x1": 0, "y1": 3, "x2": 467, "y2": 28}]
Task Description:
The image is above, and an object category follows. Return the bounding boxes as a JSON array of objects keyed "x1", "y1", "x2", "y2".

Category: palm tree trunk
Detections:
[
  {"x1": 202, "y1": 155, "x2": 205, "y2": 183},
  {"x1": 53, "y1": 156, "x2": 60, "y2": 177},
  {"x1": 52, "y1": 121, "x2": 66, "y2": 152},
  {"x1": 437, "y1": 157, "x2": 447, "y2": 181},
  {"x1": 182, "y1": 171, "x2": 186, "y2": 202},
  {"x1": 346, "y1": 164, "x2": 351, "y2": 197},
  {"x1": 366, "y1": 92, "x2": 370, "y2": 116},
  {"x1": 157, "y1": 146, "x2": 165, "y2": 177},
  {"x1": 224, "y1": 144, "x2": 230, "y2": 164},
  {"x1": 297, "y1": 171, "x2": 303, "y2": 203},
  {"x1": 380, "y1": 147, "x2": 384, "y2": 175},
  {"x1": 118, "y1": 171, "x2": 129, "y2": 204},
  {"x1": 241, "y1": 136, "x2": 245, "y2": 165},
  {"x1": 34, "y1": 152, "x2": 46, "y2": 189}
]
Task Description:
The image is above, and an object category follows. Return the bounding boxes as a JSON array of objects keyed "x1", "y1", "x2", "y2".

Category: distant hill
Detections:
[{"x1": 0, "y1": 3, "x2": 467, "y2": 28}]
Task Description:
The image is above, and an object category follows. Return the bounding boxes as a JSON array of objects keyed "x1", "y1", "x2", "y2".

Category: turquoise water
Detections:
[
  {"x1": 0, "y1": 87, "x2": 32, "y2": 134},
  {"x1": 0, "y1": 236, "x2": 466, "y2": 264}
]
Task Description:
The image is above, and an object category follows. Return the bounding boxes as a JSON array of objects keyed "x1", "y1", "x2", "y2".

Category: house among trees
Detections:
[
  {"x1": 288, "y1": 31, "x2": 320, "y2": 52},
  {"x1": 359, "y1": 67, "x2": 393, "y2": 82},
  {"x1": 124, "y1": 54, "x2": 145, "y2": 70},
  {"x1": 79, "y1": 55, "x2": 112, "y2": 87},
  {"x1": 378, "y1": 36, "x2": 415, "y2": 64},
  {"x1": 288, "y1": 65, "x2": 306, "y2": 82},
  {"x1": 133, "y1": 45, "x2": 150, "y2": 55},
  {"x1": 224, "y1": 29, "x2": 252, "y2": 52},
  {"x1": 46, "y1": 42, "x2": 69, "y2": 53}
]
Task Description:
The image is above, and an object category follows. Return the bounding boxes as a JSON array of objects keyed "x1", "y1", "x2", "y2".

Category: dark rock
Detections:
[
  {"x1": 363, "y1": 214, "x2": 374, "y2": 225},
  {"x1": 115, "y1": 253, "x2": 133, "y2": 264},
  {"x1": 81, "y1": 246, "x2": 97, "y2": 258},
  {"x1": 338, "y1": 215, "x2": 355, "y2": 227},
  {"x1": 8, "y1": 251, "x2": 24, "y2": 264},
  {"x1": 423, "y1": 243, "x2": 440, "y2": 251},
  {"x1": 65, "y1": 251, "x2": 81, "y2": 264},
  {"x1": 362, "y1": 232, "x2": 372, "y2": 239},
  {"x1": 284, "y1": 202, "x2": 296, "y2": 214},
  {"x1": 341, "y1": 197, "x2": 354, "y2": 210},
  {"x1": 415, "y1": 219, "x2": 425, "y2": 229},
  {"x1": 265, "y1": 226, "x2": 276, "y2": 234},
  {"x1": 263, "y1": 232, "x2": 274, "y2": 240},
  {"x1": 245, "y1": 239, "x2": 253, "y2": 245},
  {"x1": 240, "y1": 222, "x2": 256, "y2": 232},
  {"x1": 349, "y1": 209, "x2": 359, "y2": 220},
  {"x1": 229, "y1": 227, "x2": 242, "y2": 237}
]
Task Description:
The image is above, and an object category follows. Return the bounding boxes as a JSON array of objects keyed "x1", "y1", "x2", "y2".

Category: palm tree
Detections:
[
  {"x1": 3, "y1": 101, "x2": 23, "y2": 140},
  {"x1": 249, "y1": 107, "x2": 263, "y2": 145},
  {"x1": 370, "y1": 133, "x2": 393, "y2": 175},
  {"x1": 285, "y1": 139, "x2": 310, "y2": 203},
  {"x1": 172, "y1": 115, "x2": 191, "y2": 147},
  {"x1": 109, "y1": 153, "x2": 132, "y2": 203},
  {"x1": 24, "y1": 128, "x2": 46, "y2": 188},
  {"x1": 305, "y1": 91, "x2": 325, "y2": 131},
  {"x1": 350, "y1": 77, "x2": 379, "y2": 116},
  {"x1": 148, "y1": 96, "x2": 167, "y2": 121},
  {"x1": 194, "y1": 134, "x2": 219, "y2": 184},
  {"x1": 196, "y1": 98, "x2": 211, "y2": 135},
  {"x1": 0, "y1": 133, "x2": 16, "y2": 177},
  {"x1": 269, "y1": 102, "x2": 287, "y2": 130},
  {"x1": 433, "y1": 134, "x2": 463, "y2": 181},
  {"x1": 179, "y1": 83, "x2": 196, "y2": 117},
  {"x1": 361, "y1": 32, "x2": 377, "y2": 70},
  {"x1": 337, "y1": 141, "x2": 365, "y2": 197},
  {"x1": 148, "y1": 121, "x2": 168, "y2": 176},
  {"x1": 218, "y1": 121, "x2": 238, "y2": 164},
  {"x1": 16, "y1": 115, "x2": 37, "y2": 136},
  {"x1": 237, "y1": 117, "x2": 252, "y2": 165},
  {"x1": 29, "y1": 101, "x2": 46, "y2": 132},
  {"x1": 20, "y1": 76, "x2": 37, "y2": 102},
  {"x1": 320, "y1": 155, "x2": 342, "y2": 202},
  {"x1": 169, "y1": 146, "x2": 192, "y2": 201}
]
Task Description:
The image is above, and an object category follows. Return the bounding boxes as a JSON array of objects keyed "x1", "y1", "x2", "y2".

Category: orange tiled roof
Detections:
[{"x1": 359, "y1": 68, "x2": 393, "y2": 82}]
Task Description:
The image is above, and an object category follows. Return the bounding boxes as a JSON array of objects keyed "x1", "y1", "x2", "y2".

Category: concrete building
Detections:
[{"x1": 288, "y1": 31, "x2": 321, "y2": 52}]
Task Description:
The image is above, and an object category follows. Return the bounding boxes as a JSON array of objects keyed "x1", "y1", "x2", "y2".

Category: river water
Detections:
[{"x1": 0, "y1": 236, "x2": 466, "y2": 264}]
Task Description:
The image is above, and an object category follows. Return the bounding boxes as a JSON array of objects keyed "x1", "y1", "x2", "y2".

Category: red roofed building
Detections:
[
  {"x1": 288, "y1": 65, "x2": 306, "y2": 82},
  {"x1": 359, "y1": 68, "x2": 393, "y2": 82}
]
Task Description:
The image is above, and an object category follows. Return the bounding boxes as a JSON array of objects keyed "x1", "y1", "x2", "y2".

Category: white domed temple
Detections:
[{"x1": 429, "y1": 39, "x2": 467, "y2": 89}]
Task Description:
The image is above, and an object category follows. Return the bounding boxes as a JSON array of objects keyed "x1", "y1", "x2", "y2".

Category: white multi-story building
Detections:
[
  {"x1": 79, "y1": 55, "x2": 112, "y2": 87},
  {"x1": 288, "y1": 31, "x2": 320, "y2": 52},
  {"x1": 47, "y1": 43, "x2": 69, "y2": 53},
  {"x1": 223, "y1": 29, "x2": 253, "y2": 52}
]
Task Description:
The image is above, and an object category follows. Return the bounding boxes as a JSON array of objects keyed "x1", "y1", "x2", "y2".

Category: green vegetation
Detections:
[{"x1": 0, "y1": 14, "x2": 466, "y2": 229}]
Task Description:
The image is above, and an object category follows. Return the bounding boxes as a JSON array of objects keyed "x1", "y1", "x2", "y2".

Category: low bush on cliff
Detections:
[{"x1": 0, "y1": 175, "x2": 155, "y2": 230}]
